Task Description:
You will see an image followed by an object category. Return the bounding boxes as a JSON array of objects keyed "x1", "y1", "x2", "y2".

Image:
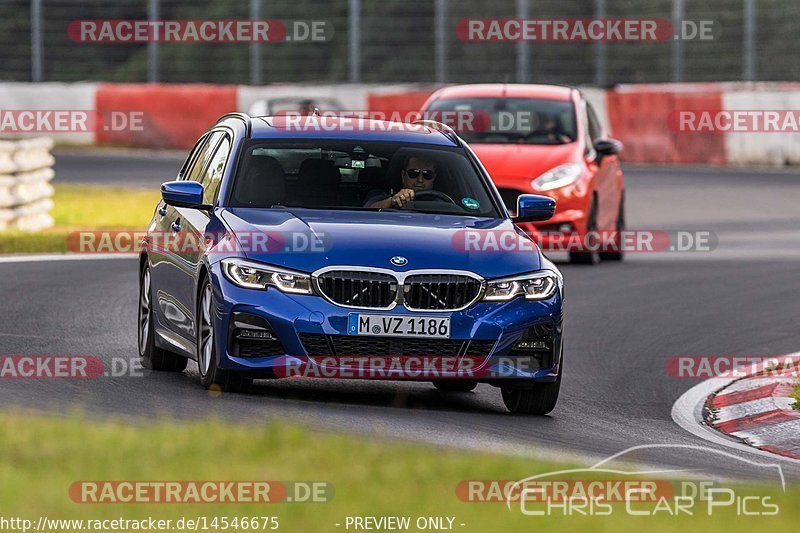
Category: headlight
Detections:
[
  {"x1": 221, "y1": 258, "x2": 313, "y2": 294},
  {"x1": 483, "y1": 271, "x2": 559, "y2": 301},
  {"x1": 531, "y1": 163, "x2": 583, "y2": 191}
]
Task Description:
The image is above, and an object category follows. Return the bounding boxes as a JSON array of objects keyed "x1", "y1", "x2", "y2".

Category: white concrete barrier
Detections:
[
  {"x1": 0, "y1": 137, "x2": 55, "y2": 231},
  {"x1": 0, "y1": 82, "x2": 98, "y2": 145},
  {"x1": 723, "y1": 89, "x2": 800, "y2": 166},
  {"x1": 236, "y1": 83, "x2": 424, "y2": 116},
  {"x1": 578, "y1": 86, "x2": 612, "y2": 136}
]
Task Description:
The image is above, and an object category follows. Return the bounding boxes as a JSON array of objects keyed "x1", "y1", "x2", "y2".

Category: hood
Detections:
[
  {"x1": 219, "y1": 208, "x2": 543, "y2": 279},
  {"x1": 470, "y1": 142, "x2": 581, "y2": 183}
]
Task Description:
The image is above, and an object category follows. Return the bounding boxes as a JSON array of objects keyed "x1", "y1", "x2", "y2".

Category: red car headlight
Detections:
[{"x1": 531, "y1": 163, "x2": 583, "y2": 191}]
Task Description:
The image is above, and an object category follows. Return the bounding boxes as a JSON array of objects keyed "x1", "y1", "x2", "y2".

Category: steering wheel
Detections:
[{"x1": 408, "y1": 189, "x2": 457, "y2": 205}]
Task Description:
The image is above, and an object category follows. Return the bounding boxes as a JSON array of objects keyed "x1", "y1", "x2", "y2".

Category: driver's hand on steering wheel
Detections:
[{"x1": 391, "y1": 188, "x2": 415, "y2": 207}]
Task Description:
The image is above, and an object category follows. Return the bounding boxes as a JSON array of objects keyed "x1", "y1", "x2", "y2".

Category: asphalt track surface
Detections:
[{"x1": 4, "y1": 149, "x2": 800, "y2": 484}]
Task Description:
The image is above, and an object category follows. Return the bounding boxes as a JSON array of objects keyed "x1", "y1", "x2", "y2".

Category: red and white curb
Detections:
[
  {"x1": 707, "y1": 362, "x2": 800, "y2": 460},
  {"x1": 673, "y1": 353, "x2": 800, "y2": 462}
]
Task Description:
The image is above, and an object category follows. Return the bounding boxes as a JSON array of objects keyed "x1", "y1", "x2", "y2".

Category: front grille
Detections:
[
  {"x1": 404, "y1": 274, "x2": 482, "y2": 310},
  {"x1": 299, "y1": 333, "x2": 495, "y2": 358},
  {"x1": 298, "y1": 333, "x2": 330, "y2": 357},
  {"x1": 317, "y1": 271, "x2": 397, "y2": 308},
  {"x1": 316, "y1": 269, "x2": 484, "y2": 311},
  {"x1": 464, "y1": 340, "x2": 498, "y2": 357}
]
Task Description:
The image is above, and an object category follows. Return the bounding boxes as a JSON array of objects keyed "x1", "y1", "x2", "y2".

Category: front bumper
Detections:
[
  {"x1": 495, "y1": 179, "x2": 593, "y2": 239},
  {"x1": 208, "y1": 262, "x2": 564, "y2": 384}
]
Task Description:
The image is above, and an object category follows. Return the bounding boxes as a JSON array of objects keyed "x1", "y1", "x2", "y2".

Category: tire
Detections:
[
  {"x1": 569, "y1": 199, "x2": 600, "y2": 265},
  {"x1": 433, "y1": 380, "x2": 478, "y2": 393},
  {"x1": 599, "y1": 193, "x2": 625, "y2": 262},
  {"x1": 197, "y1": 277, "x2": 252, "y2": 393},
  {"x1": 138, "y1": 265, "x2": 188, "y2": 372},
  {"x1": 500, "y1": 363, "x2": 562, "y2": 415}
]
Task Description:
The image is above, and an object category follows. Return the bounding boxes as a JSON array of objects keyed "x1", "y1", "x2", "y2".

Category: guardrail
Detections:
[{"x1": 0, "y1": 137, "x2": 55, "y2": 231}]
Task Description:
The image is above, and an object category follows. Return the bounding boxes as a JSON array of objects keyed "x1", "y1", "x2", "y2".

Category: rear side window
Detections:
[
  {"x1": 201, "y1": 135, "x2": 231, "y2": 205},
  {"x1": 186, "y1": 131, "x2": 224, "y2": 183},
  {"x1": 179, "y1": 133, "x2": 209, "y2": 179}
]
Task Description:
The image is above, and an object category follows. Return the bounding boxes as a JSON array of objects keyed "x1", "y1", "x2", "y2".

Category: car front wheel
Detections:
[
  {"x1": 599, "y1": 193, "x2": 625, "y2": 261},
  {"x1": 500, "y1": 362, "x2": 562, "y2": 415},
  {"x1": 569, "y1": 199, "x2": 600, "y2": 265},
  {"x1": 197, "y1": 277, "x2": 252, "y2": 393}
]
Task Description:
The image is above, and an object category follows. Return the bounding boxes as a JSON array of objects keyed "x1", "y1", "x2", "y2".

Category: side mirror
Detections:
[
  {"x1": 514, "y1": 194, "x2": 556, "y2": 223},
  {"x1": 593, "y1": 138, "x2": 622, "y2": 161},
  {"x1": 161, "y1": 180, "x2": 209, "y2": 209}
]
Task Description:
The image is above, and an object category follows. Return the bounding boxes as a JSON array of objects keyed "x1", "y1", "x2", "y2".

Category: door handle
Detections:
[
  {"x1": 171, "y1": 219, "x2": 181, "y2": 232},
  {"x1": 158, "y1": 206, "x2": 168, "y2": 216}
]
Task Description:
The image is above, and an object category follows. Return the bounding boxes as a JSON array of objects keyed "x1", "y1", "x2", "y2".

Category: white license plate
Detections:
[{"x1": 347, "y1": 314, "x2": 451, "y2": 338}]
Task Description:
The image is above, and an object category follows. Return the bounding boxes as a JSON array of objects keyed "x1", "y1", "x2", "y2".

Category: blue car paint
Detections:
[
  {"x1": 218, "y1": 209, "x2": 543, "y2": 276},
  {"x1": 205, "y1": 253, "x2": 562, "y2": 382}
]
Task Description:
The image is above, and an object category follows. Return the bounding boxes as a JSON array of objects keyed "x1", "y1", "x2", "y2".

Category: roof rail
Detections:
[
  {"x1": 216, "y1": 113, "x2": 251, "y2": 136},
  {"x1": 412, "y1": 119, "x2": 461, "y2": 146}
]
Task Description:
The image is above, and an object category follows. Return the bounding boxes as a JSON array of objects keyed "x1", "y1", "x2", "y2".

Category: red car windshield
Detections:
[{"x1": 426, "y1": 97, "x2": 577, "y2": 145}]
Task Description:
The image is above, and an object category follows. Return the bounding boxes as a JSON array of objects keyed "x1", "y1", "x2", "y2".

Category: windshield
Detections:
[
  {"x1": 229, "y1": 140, "x2": 501, "y2": 217},
  {"x1": 426, "y1": 97, "x2": 577, "y2": 145}
]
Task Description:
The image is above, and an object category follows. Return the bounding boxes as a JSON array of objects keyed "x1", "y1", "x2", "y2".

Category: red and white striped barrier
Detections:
[{"x1": 2, "y1": 81, "x2": 800, "y2": 166}]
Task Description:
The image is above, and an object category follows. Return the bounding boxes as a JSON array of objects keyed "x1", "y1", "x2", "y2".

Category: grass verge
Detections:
[
  {"x1": 0, "y1": 184, "x2": 158, "y2": 254},
  {"x1": 792, "y1": 383, "x2": 800, "y2": 411},
  {"x1": 0, "y1": 411, "x2": 797, "y2": 532}
]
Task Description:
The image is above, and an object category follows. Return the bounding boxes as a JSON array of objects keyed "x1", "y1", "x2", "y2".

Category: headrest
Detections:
[
  {"x1": 236, "y1": 155, "x2": 286, "y2": 207},
  {"x1": 298, "y1": 159, "x2": 340, "y2": 188}
]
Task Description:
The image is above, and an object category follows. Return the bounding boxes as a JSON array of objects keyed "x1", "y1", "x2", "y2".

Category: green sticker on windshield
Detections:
[{"x1": 462, "y1": 197, "x2": 480, "y2": 210}]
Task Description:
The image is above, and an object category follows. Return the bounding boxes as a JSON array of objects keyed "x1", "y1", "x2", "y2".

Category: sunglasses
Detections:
[{"x1": 404, "y1": 168, "x2": 437, "y2": 180}]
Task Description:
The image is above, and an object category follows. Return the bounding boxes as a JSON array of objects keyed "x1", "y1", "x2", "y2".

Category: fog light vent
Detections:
[
  {"x1": 236, "y1": 329, "x2": 276, "y2": 340},
  {"x1": 514, "y1": 340, "x2": 549, "y2": 350}
]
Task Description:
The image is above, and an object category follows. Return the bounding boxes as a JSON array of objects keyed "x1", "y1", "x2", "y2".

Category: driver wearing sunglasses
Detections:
[{"x1": 366, "y1": 156, "x2": 437, "y2": 209}]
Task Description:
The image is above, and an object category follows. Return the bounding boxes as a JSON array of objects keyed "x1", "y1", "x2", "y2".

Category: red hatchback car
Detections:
[{"x1": 420, "y1": 84, "x2": 625, "y2": 264}]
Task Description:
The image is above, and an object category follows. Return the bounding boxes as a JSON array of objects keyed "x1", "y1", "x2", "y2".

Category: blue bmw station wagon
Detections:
[{"x1": 138, "y1": 114, "x2": 564, "y2": 414}]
